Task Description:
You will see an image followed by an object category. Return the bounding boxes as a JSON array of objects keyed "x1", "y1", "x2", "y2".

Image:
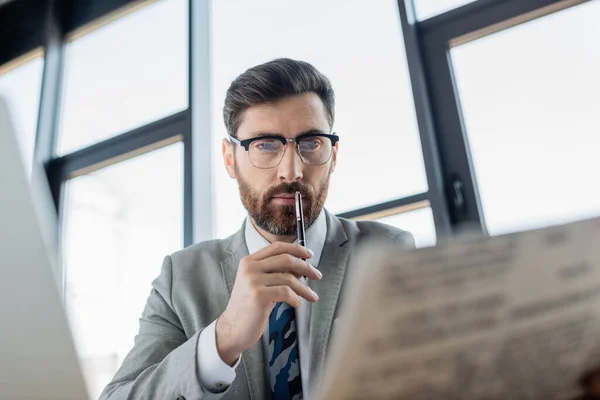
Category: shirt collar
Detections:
[{"x1": 244, "y1": 209, "x2": 327, "y2": 268}]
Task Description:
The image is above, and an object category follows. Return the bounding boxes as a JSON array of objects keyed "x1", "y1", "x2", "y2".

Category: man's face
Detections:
[{"x1": 222, "y1": 92, "x2": 338, "y2": 236}]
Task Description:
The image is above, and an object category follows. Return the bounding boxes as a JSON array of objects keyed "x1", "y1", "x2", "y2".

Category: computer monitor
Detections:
[{"x1": 0, "y1": 96, "x2": 89, "y2": 399}]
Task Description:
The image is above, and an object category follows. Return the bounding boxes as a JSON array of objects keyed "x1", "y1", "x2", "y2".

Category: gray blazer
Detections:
[{"x1": 100, "y1": 210, "x2": 414, "y2": 400}]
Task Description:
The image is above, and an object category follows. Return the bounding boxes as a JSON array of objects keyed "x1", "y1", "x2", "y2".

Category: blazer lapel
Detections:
[
  {"x1": 219, "y1": 221, "x2": 268, "y2": 400},
  {"x1": 307, "y1": 211, "x2": 350, "y2": 390}
]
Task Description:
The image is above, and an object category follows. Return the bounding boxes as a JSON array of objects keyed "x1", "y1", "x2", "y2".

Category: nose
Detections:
[{"x1": 277, "y1": 143, "x2": 303, "y2": 183}]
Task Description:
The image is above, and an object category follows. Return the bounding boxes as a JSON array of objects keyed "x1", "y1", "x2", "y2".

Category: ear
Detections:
[
  {"x1": 329, "y1": 141, "x2": 339, "y2": 174},
  {"x1": 222, "y1": 138, "x2": 237, "y2": 179}
]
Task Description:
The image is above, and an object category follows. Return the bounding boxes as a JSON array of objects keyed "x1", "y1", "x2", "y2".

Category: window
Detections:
[
  {"x1": 62, "y1": 143, "x2": 184, "y2": 399},
  {"x1": 451, "y1": 1, "x2": 600, "y2": 236},
  {"x1": 0, "y1": 52, "x2": 44, "y2": 175},
  {"x1": 412, "y1": 0, "x2": 478, "y2": 21},
  {"x1": 211, "y1": 0, "x2": 427, "y2": 238},
  {"x1": 58, "y1": 0, "x2": 188, "y2": 155},
  {"x1": 377, "y1": 206, "x2": 437, "y2": 248}
]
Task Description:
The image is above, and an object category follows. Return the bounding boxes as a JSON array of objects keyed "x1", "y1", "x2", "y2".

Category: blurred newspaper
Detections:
[{"x1": 316, "y1": 217, "x2": 600, "y2": 400}]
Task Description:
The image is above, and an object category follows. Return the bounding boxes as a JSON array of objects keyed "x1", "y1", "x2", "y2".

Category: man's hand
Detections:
[{"x1": 215, "y1": 242, "x2": 322, "y2": 366}]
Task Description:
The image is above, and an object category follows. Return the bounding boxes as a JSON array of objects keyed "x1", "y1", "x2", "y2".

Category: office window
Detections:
[
  {"x1": 211, "y1": 0, "x2": 427, "y2": 238},
  {"x1": 451, "y1": 1, "x2": 600, "y2": 236},
  {"x1": 377, "y1": 206, "x2": 436, "y2": 248},
  {"x1": 0, "y1": 53, "x2": 44, "y2": 175},
  {"x1": 412, "y1": 0, "x2": 477, "y2": 21},
  {"x1": 62, "y1": 142, "x2": 184, "y2": 399},
  {"x1": 58, "y1": 0, "x2": 188, "y2": 155}
]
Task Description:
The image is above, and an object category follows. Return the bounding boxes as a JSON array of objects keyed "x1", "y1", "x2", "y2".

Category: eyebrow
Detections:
[{"x1": 246, "y1": 128, "x2": 328, "y2": 139}]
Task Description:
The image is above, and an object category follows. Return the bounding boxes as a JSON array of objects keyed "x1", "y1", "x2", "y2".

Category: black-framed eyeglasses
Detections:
[{"x1": 228, "y1": 132, "x2": 339, "y2": 169}]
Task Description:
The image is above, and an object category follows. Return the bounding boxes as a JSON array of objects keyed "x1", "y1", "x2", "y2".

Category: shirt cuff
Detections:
[{"x1": 197, "y1": 319, "x2": 241, "y2": 392}]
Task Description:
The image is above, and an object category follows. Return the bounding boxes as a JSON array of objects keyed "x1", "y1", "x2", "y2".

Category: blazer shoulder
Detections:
[
  {"x1": 337, "y1": 215, "x2": 415, "y2": 248},
  {"x1": 168, "y1": 237, "x2": 232, "y2": 273}
]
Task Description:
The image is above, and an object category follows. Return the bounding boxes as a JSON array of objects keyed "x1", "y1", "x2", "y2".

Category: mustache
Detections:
[{"x1": 265, "y1": 182, "x2": 312, "y2": 201}]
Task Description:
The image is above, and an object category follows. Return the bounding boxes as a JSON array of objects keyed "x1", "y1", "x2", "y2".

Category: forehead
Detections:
[{"x1": 237, "y1": 92, "x2": 330, "y2": 139}]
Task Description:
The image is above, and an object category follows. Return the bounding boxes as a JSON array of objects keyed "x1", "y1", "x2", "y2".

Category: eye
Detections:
[
  {"x1": 252, "y1": 139, "x2": 281, "y2": 152},
  {"x1": 299, "y1": 138, "x2": 322, "y2": 152}
]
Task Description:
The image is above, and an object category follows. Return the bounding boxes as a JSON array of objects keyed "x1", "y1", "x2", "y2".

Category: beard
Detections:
[{"x1": 236, "y1": 165, "x2": 330, "y2": 236}]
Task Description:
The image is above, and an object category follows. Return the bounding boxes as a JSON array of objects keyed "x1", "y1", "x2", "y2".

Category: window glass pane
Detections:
[
  {"x1": 0, "y1": 54, "x2": 44, "y2": 175},
  {"x1": 62, "y1": 143, "x2": 184, "y2": 399},
  {"x1": 377, "y1": 207, "x2": 436, "y2": 248},
  {"x1": 211, "y1": 0, "x2": 428, "y2": 238},
  {"x1": 451, "y1": 1, "x2": 600, "y2": 236},
  {"x1": 413, "y1": 0, "x2": 477, "y2": 21},
  {"x1": 58, "y1": 0, "x2": 188, "y2": 155}
]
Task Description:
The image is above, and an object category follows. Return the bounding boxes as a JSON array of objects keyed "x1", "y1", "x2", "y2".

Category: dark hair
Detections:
[{"x1": 223, "y1": 58, "x2": 335, "y2": 137}]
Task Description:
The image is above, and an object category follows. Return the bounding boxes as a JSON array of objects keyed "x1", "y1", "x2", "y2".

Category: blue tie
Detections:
[{"x1": 268, "y1": 301, "x2": 303, "y2": 399}]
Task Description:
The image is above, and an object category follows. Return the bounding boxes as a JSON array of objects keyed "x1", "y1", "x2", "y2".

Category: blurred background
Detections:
[{"x1": 0, "y1": 0, "x2": 598, "y2": 397}]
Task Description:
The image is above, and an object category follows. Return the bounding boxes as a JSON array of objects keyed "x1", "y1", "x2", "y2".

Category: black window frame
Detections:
[{"x1": 0, "y1": 0, "x2": 588, "y2": 255}]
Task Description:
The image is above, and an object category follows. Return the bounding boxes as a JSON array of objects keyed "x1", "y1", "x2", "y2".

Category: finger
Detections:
[
  {"x1": 251, "y1": 241, "x2": 313, "y2": 261},
  {"x1": 260, "y1": 286, "x2": 301, "y2": 308},
  {"x1": 260, "y1": 273, "x2": 319, "y2": 302},
  {"x1": 257, "y1": 254, "x2": 322, "y2": 280}
]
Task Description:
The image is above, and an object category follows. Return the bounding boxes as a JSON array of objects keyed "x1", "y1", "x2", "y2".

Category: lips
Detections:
[{"x1": 272, "y1": 193, "x2": 296, "y2": 199}]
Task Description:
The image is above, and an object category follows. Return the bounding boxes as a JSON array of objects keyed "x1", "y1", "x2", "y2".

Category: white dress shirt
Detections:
[{"x1": 197, "y1": 210, "x2": 328, "y2": 393}]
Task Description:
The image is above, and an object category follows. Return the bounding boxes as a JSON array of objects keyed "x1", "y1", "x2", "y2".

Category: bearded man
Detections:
[{"x1": 101, "y1": 58, "x2": 414, "y2": 400}]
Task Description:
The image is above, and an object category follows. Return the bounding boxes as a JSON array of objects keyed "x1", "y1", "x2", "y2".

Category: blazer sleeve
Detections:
[{"x1": 99, "y1": 255, "x2": 231, "y2": 400}]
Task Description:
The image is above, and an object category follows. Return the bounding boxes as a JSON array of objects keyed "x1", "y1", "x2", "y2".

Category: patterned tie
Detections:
[{"x1": 268, "y1": 301, "x2": 303, "y2": 399}]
